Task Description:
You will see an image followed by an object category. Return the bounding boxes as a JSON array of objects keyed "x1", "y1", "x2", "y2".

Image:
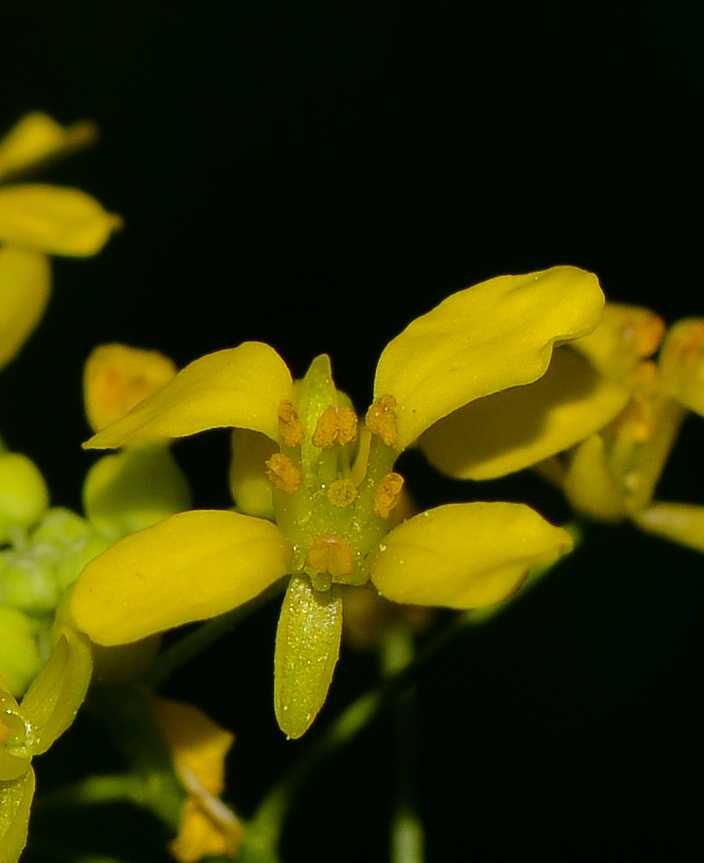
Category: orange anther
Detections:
[
  {"x1": 365, "y1": 395, "x2": 398, "y2": 448},
  {"x1": 373, "y1": 472, "x2": 405, "y2": 518},
  {"x1": 312, "y1": 405, "x2": 358, "y2": 448},
  {"x1": 306, "y1": 534, "x2": 354, "y2": 578},
  {"x1": 278, "y1": 400, "x2": 305, "y2": 447},
  {"x1": 265, "y1": 453, "x2": 302, "y2": 494}
]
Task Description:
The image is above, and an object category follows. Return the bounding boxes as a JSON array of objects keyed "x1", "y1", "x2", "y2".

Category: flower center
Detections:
[{"x1": 265, "y1": 355, "x2": 403, "y2": 590}]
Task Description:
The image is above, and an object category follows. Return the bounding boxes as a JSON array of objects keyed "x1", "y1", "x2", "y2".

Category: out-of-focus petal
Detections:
[
  {"x1": 275, "y1": 575, "x2": 342, "y2": 739},
  {"x1": 148, "y1": 693, "x2": 243, "y2": 862},
  {"x1": 634, "y1": 503, "x2": 704, "y2": 553},
  {"x1": 84, "y1": 344, "x2": 294, "y2": 449},
  {"x1": 0, "y1": 184, "x2": 121, "y2": 256},
  {"x1": 374, "y1": 266, "x2": 604, "y2": 452},
  {"x1": 571, "y1": 303, "x2": 665, "y2": 381},
  {"x1": 370, "y1": 502, "x2": 573, "y2": 609},
  {"x1": 70, "y1": 510, "x2": 292, "y2": 645},
  {"x1": 0, "y1": 112, "x2": 96, "y2": 181},
  {"x1": 19, "y1": 626, "x2": 93, "y2": 756},
  {"x1": 84, "y1": 344, "x2": 177, "y2": 432},
  {"x1": 562, "y1": 434, "x2": 626, "y2": 522},
  {"x1": 229, "y1": 429, "x2": 278, "y2": 519},
  {"x1": 658, "y1": 318, "x2": 704, "y2": 416},
  {"x1": 419, "y1": 347, "x2": 630, "y2": 480},
  {"x1": 0, "y1": 247, "x2": 50, "y2": 369},
  {"x1": 0, "y1": 766, "x2": 35, "y2": 863}
]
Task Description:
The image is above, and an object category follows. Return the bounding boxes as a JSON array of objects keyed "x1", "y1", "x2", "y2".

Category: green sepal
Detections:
[{"x1": 274, "y1": 574, "x2": 342, "y2": 738}]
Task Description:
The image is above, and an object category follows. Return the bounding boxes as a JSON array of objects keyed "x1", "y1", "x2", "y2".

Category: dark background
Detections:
[{"x1": 3, "y1": 1, "x2": 703, "y2": 860}]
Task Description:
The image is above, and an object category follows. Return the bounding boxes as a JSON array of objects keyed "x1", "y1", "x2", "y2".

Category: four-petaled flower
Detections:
[
  {"x1": 0, "y1": 112, "x2": 121, "y2": 369},
  {"x1": 71, "y1": 266, "x2": 606, "y2": 737}
]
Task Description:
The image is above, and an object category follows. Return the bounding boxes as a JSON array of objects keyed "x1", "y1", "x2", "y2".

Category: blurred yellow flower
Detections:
[
  {"x1": 148, "y1": 694, "x2": 243, "y2": 862},
  {"x1": 0, "y1": 619, "x2": 92, "y2": 863},
  {"x1": 0, "y1": 113, "x2": 121, "y2": 369},
  {"x1": 537, "y1": 304, "x2": 704, "y2": 551},
  {"x1": 71, "y1": 266, "x2": 605, "y2": 737}
]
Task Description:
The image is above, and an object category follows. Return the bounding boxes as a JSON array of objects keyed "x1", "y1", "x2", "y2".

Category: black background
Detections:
[{"x1": 3, "y1": 2, "x2": 703, "y2": 860}]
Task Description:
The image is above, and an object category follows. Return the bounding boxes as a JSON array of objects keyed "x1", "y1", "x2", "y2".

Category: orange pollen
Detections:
[
  {"x1": 0, "y1": 716, "x2": 11, "y2": 744},
  {"x1": 278, "y1": 400, "x2": 305, "y2": 447},
  {"x1": 373, "y1": 472, "x2": 405, "y2": 518},
  {"x1": 365, "y1": 395, "x2": 398, "y2": 448},
  {"x1": 306, "y1": 534, "x2": 355, "y2": 578},
  {"x1": 312, "y1": 405, "x2": 359, "y2": 448},
  {"x1": 265, "y1": 453, "x2": 302, "y2": 494},
  {"x1": 327, "y1": 478, "x2": 358, "y2": 507}
]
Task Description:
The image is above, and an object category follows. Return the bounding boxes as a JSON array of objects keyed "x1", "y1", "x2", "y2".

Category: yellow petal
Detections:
[
  {"x1": 275, "y1": 575, "x2": 342, "y2": 738},
  {"x1": 658, "y1": 318, "x2": 704, "y2": 416},
  {"x1": 374, "y1": 266, "x2": 604, "y2": 451},
  {"x1": 0, "y1": 112, "x2": 97, "y2": 181},
  {"x1": 571, "y1": 302, "x2": 665, "y2": 381},
  {"x1": 0, "y1": 184, "x2": 121, "y2": 256},
  {"x1": 0, "y1": 766, "x2": 35, "y2": 863},
  {"x1": 84, "y1": 344, "x2": 178, "y2": 432},
  {"x1": 85, "y1": 343, "x2": 294, "y2": 449},
  {"x1": 419, "y1": 346, "x2": 630, "y2": 480},
  {"x1": 0, "y1": 247, "x2": 50, "y2": 369},
  {"x1": 562, "y1": 434, "x2": 627, "y2": 522},
  {"x1": 149, "y1": 694, "x2": 233, "y2": 796},
  {"x1": 369, "y1": 502, "x2": 573, "y2": 609},
  {"x1": 70, "y1": 510, "x2": 292, "y2": 645},
  {"x1": 634, "y1": 503, "x2": 704, "y2": 553},
  {"x1": 19, "y1": 626, "x2": 93, "y2": 756}
]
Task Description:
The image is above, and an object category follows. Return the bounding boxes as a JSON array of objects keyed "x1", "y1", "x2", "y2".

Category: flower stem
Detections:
[{"x1": 380, "y1": 623, "x2": 425, "y2": 863}]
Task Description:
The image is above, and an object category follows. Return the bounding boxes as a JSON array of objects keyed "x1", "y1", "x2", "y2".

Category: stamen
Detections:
[
  {"x1": 312, "y1": 405, "x2": 359, "y2": 448},
  {"x1": 365, "y1": 395, "x2": 398, "y2": 448},
  {"x1": 306, "y1": 534, "x2": 354, "y2": 578},
  {"x1": 373, "y1": 472, "x2": 405, "y2": 518},
  {"x1": 266, "y1": 453, "x2": 302, "y2": 494},
  {"x1": 278, "y1": 400, "x2": 305, "y2": 447},
  {"x1": 327, "y1": 478, "x2": 358, "y2": 508}
]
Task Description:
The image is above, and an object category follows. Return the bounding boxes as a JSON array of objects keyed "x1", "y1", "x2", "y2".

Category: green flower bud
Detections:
[
  {"x1": 54, "y1": 530, "x2": 113, "y2": 592},
  {"x1": 83, "y1": 442, "x2": 191, "y2": 539},
  {"x1": 0, "y1": 607, "x2": 43, "y2": 697},
  {"x1": 0, "y1": 453, "x2": 49, "y2": 543},
  {"x1": 0, "y1": 550, "x2": 59, "y2": 613},
  {"x1": 31, "y1": 507, "x2": 91, "y2": 547}
]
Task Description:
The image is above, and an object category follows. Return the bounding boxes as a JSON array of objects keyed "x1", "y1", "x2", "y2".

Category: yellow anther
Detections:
[
  {"x1": 278, "y1": 400, "x2": 305, "y2": 447},
  {"x1": 265, "y1": 453, "x2": 302, "y2": 494},
  {"x1": 0, "y1": 715, "x2": 11, "y2": 744},
  {"x1": 373, "y1": 472, "x2": 405, "y2": 518},
  {"x1": 306, "y1": 534, "x2": 354, "y2": 578},
  {"x1": 327, "y1": 478, "x2": 358, "y2": 508},
  {"x1": 312, "y1": 405, "x2": 359, "y2": 448},
  {"x1": 365, "y1": 395, "x2": 398, "y2": 448}
]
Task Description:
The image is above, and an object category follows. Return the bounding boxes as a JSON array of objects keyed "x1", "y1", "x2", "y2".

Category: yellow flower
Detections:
[
  {"x1": 148, "y1": 694, "x2": 243, "y2": 862},
  {"x1": 0, "y1": 112, "x2": 121, "y2": 369},
  {"x1": 534, "y1": 304, "x2": 704, "y2": 551},
  {"x1": 0, "y1": 618, "x2": 93, "y2": 863},
  {"x1": 71, "y1": 266, "x2": 605, "y2": 738}
]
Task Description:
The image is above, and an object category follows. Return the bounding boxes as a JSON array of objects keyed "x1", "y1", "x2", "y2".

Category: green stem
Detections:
[
  {"x1": 34, "y1": 773, "x2": 151, "y2": 811},
  {"x1": 381, "y1": 623, "x2": 425, "y2": 863}
]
